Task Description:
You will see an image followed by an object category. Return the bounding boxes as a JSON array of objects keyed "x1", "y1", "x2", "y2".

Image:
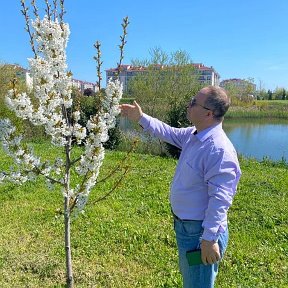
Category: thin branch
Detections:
[
  {"x1": 31, "y1": 0, "x2": 39, "y2": 18},
  {"x1": 79, "y1": 172, "x2": 89, "y2": 193},
  {"x1": 1, "y1": 168, "x2": 62, "y2": 186},
  {"x1": 116, "y1": 16, "x2": 129, "y2": 77},
  {"x1": 68, "y1": 196, "x2": 77, "y2": 212},
  {"x1": 52, "y1": 0, "x2": 58, "y2": 21},
  {"x1": 44, "y1": 174, "x2": 63, "y2": 185},
  {"x1": 96, "y1": 139, "x2": 137, "y2": 184},
  {"x1": 44, "y1": 0, "x2": 51, "y2": 21},
  {"x1": 34, "y1": 166, "x2": 64, "y2": 185},
  {"x1": 59, "y1": 0, "x2": 66, "y2": 27},
  {"x1": 21, "y1": 0, "x2": 37, "y2": 58},
  {"x1": 70, "y1": 156, "x2": 81, "y2": 166},
  {"x1": 93, "y1": 41, "x2": 103, "y2": 91},
  {"x1": 68, "y1": 170, "x2": 88, "y2": 211},
  {"x1": 92, "y1": 166, "x2": 129, "y2": 204}
]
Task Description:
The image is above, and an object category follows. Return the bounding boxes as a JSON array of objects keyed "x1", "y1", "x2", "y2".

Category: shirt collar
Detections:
[{"x1": 194, "y1": 122, "x2": 223, "y2": 142}]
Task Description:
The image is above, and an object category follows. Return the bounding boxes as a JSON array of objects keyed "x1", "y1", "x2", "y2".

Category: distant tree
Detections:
[
  {"x1": 239, "y1": 78, "x2": 256, "y2": 102},
  {"x1": 256, "y1": 88, "x2": 268, "y2": 100},
  {"x1": 128, "y1": 47, "x2": 202, "y2": 157},
  {"x1": 223, "y1": 78, "x2": 256, "y2": 105},
  {"x1": 282, "y1": 89, "x2": 286, "y2": 100},
  {"x1": 268, "y1": 89, "x2": 273, "y2": 100},
  {"x1": 129, "y1": 47, "x2": 202, "y2": 118},
  {"x1": 223, "y1": 84, "x2": 242, "y2": 105},
  {"x1": 273, "y1": 88, "x2": 286, "y2": 100},
  {"x1": 257, "y1": 80, "x2": 265, "y2": 100},
  {"x1": 83, "y1": 87, "x2": 95, "y2": 96},
  {"x1": 128, "y1": 47, "x2": 203, "y2": 157}
]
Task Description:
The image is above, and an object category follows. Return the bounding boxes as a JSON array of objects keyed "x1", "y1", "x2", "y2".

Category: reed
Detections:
[{"x1": 226, "y1": 106, "x2": 288, "y2": 119}]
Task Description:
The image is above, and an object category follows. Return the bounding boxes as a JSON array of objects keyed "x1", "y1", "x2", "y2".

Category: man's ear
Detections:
[{"x1": 206, "y1": 110, "x2": 214, "y2": 118}]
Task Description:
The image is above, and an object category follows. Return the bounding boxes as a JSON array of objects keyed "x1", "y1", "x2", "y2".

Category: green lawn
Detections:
[{"x1": 0, "y1": 144, "x2": 287, "y2": 287}]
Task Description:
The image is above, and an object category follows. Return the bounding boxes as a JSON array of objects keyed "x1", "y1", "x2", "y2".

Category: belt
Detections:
[
  {"x1": 171, "y1": 208, "x2": 203, "y2": 222},
  {"x1": 171, "y1": 211, "x2": 194, "y2": 222}
]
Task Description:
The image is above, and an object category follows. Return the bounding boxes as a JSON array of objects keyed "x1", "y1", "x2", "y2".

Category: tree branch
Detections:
[
  {"x1": 52, "y1": 0, "x2": 58, "y2": 21},
  {"x1": 92, "y1": 166, "x2": 129, "y2": 204},
  {"x1": 70, "y1": 156, "x2": 81, "y2": 166},
  {"x1": 93, "y1": 41, "x2": 103, "y2": 91},
  {"x1": 44, "y1": 0, "x2": 51, "y2": 21},
  {"x1": 21, "y1": 0, "x2": 37, "y2": 58},
  {"x1": 59, "y1": 0, "x2": 66, "y2": 28},
  {"x1": 97, "y1": 139, "x2": 137, "y2": 184},
  {"x1": 116, "y1": 16, "x2": 129, "y2": 77}
]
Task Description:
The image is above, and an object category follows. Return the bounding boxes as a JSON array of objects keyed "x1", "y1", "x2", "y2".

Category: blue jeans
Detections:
[{"x1": 174, "y1": 217, "x2": 229, "y2": 288}]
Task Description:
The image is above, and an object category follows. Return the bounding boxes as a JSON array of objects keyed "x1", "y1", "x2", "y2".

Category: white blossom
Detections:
[
  {"x1": 73, "y1": 111, "x2": 81, "y2": 122},
  {"x1": 75, "y1": 193, "x2": 88, "y2": 213},
  {"x1": 73, "y1": 124, "x2": 87, "y2": 144}
]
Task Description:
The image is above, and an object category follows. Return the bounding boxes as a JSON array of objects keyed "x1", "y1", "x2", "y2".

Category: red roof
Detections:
[{"x1": 106, "y1": 63, "x2": 216, "y2": 72}]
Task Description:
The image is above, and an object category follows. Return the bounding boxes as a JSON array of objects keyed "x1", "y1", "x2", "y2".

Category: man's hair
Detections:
[{"x1": 203, "y1": 86, "x2": 230, "y2": 121}]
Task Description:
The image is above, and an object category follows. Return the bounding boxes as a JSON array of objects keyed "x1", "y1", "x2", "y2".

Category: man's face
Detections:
[{"x1": 186, "y1": 90, "x2": 211, "y2": 125}]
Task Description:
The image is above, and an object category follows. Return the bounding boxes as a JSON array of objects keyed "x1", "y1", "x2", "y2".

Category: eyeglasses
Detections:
[{"x1": 189, "y1": 97, "x2": 211, "y2": 111}]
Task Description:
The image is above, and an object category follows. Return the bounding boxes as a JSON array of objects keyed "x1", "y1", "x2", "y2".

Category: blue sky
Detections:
[{"x1": 1, "y1": 0, "x2": 288, "y2": 91}]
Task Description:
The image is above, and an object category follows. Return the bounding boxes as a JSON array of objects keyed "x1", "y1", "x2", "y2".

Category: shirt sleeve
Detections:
[
  {"x1": 139, "y1": 113, "x2": 189, "y2": 149},
  {"x1": 202, "y1": 149, "x2": 240, "y2": 242}
]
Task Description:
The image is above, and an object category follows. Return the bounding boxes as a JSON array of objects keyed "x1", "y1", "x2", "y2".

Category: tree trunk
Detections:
[
  {"x1": 64, "y1": 135, "x2": 73, "y2": 287},
  {"x1": 64, "y1": 196, "x2": 74, "y2": 288}
]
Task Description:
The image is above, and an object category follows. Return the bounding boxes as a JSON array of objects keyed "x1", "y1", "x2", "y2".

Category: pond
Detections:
[
  {"x1": 120, "y1": 117, "x2": 288, "y2": 162},
  {"x1": 223, "y1": 118, "x2": 288, "y2": 162}
]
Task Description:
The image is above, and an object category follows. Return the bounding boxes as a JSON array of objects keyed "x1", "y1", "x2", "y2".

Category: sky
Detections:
[{"x1": 1, "y1": 0, "x2": 288, "y2": 91}]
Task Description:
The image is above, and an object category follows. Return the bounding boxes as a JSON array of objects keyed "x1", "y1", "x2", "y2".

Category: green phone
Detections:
[{"x1": 186, "y1": 249, "x2": 203, "y2": 266}]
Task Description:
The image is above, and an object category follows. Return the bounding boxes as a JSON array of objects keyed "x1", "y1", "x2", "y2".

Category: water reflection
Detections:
[{"x1": 223, "y1": 119, "x2": 288, "y2": 161}]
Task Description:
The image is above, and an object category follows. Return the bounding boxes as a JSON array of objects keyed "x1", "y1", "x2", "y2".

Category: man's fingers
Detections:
[
  {"x1": 120, "y1": 101, "x2": 142, "y2": 121},
  {"x1": 120, "y1": 104, "x2": 135, "y2": 109},
  {"x1": 201, "y1": 252, "x2": 221, "y2": 265},
  {"x1": 201, "y1": 255, "x2": 208, "y2": 265},
  {"x1": 133, "y1": 100, "x2": 140, "y2": 109}
]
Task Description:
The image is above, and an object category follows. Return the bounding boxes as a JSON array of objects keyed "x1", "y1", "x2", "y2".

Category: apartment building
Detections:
[
  {"x1": 106, "y1": 63, "x2": 220, "y2": 93},
  {"x1": 71, "y1": 78, "x2": 98, "y2": 94},
  {"x1": 193, "y1": 63, "x2": 220, "y2": 86}
]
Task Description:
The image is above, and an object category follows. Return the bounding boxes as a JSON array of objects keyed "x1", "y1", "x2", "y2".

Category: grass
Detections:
[{"x1": 0, "y1": 143, "x2": 287, "y2": 287}]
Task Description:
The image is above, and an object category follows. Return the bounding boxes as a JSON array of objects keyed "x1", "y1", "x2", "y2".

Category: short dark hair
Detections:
[{"x1": 203, "y1": 86, "x2": 230, "y2": 121}]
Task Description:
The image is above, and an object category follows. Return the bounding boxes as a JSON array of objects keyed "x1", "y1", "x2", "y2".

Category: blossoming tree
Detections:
[{"x1": 0, "y1": 1, "x2": 128, "y2": 287}]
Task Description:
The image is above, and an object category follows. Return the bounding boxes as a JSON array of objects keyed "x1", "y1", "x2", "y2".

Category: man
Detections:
[{"x1": 120, "y1": 86, "x2": 241, "y2": 288}]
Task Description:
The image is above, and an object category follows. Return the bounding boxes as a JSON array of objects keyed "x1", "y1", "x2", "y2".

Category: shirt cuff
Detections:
[
  {"x1": 202, "y1": 230, "x2": 220, "y2": 242},
  {"x1": 138, "y1": 113, "x2": 151, "y2": 130}
]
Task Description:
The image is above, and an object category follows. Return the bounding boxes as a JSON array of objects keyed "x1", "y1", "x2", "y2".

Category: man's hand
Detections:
[
  {"x1": 201, "y1": 239, "x2": 221, "y2": 265},
  {"x1": 120, "y1": 100, "x2": 143, "y2": 122}
]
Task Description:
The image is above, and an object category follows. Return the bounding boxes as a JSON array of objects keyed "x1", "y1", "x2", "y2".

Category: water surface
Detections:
[{"x1": 223, "y1": 119, "x2": 288, "y2": 161}]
